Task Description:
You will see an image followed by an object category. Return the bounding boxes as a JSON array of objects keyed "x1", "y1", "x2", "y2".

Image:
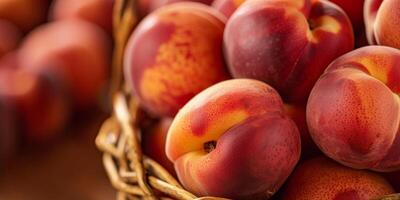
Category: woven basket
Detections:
[{"x1": 95, "y1": 0, "x2": 400, "y2": 199}]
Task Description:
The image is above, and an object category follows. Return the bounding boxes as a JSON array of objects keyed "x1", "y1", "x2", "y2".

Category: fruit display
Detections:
[{"x1": 1, "y1": 0, "x2": 400, "y2": 199}]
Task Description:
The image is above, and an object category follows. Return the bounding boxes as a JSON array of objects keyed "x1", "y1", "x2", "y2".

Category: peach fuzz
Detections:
[
  {"x1": 142, "y1": 118, "x2": 175, "y2": 176},
  {"x1": 281, "y1": 157, "x2": 395, "y2": 200},
  {"x1": 224, "y1": 0, "x2": 354, "y2": 104},
  {"x1": 49, "y1": 0, "x2": 114, "y2": 33},
  {"x1": 166, "y1": 79, "x2": 301, "y2": 199},
  {"x1": 124, "y1": 3, "x2": 230, "y2": 117},
  {"x1": 365, "y1": 0, "x2": 400, "y2": 49},
  {"x1": 18, "y1": 19, "x2": 111, "y2": 109},
  {"x1": 307, "y1": 46, "x2": 400, "y2": 172},
  {"x1": 0, "y1": 20, "x2": 22, "y2": 59},
  {"x1": 0, "y1": 0, "x2": 50, "y2": 32}
]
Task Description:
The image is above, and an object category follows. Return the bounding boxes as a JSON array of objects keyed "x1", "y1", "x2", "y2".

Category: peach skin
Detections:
[
  {"x1": 224, "y1": 0, "x2": 354, "y2": 104},
  {"x1": 211, "y1": 0, "x2": 245, "y2": 19},
  {"x1": 49, "y1": 0, "x2": 114, "y2": 33},
  {"x1": 138, "y1": 0, "x2": 214, "y2": 18},
  {"x1": 282, "y1": 157, "x2": 395, "y2": 200},
  {"x1": 365, "y1": 0, "x2": 400, "y2": 49},
  {"x1": 166, "y1": 79, "x2": 301, "y2": 199},
  {"x1": 0, "y1": 0, "x2": 50, "y2": 32},
  {"x1": 142, "y1": 118, "x2": 176, "y2": 176},
  {"x1": 124, "y1": 3, "x2": 230, "y2": 117},
  {"x1": 0, "y1": 20, "x2": 22, "y2": 59},
  {"x1": 18, "y1": 19, "x2": 111, "y2": 109},
  {"x1": 307, "y1": 46, "x2": 400, "y2": 172}
]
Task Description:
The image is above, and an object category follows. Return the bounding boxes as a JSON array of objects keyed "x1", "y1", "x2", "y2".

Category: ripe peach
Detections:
[
  {"x1": 365, "y1": 0, "x2": 400, "y2": 49},
  {"x1": 224, "y1": 0, "x2": 354, "y2": 104},
  {"x1": 138, "y1": 0, "x2": 214, "y2": 18},
  {"x1": 18, "y1": 19, "x2": 111, "y2": 109},
  {"x1": 0, "y1": 0, "x2": 50, "y2": 32},
  {"x1": 0, "y1": 68, "x2": 70, "y2": 142},
  {"x1": 211, "y1": 0, "x2": 245, "y2": 19},
  {"x1": 124, "y1": 3, "x2": 230, "y2": 117},
  {"x1": 49, "y1": 0, "x2": 114, "y2": 33},
  {"x1": 284, "y1": 104, "x2": 320, "y2": 158},
  {"x1": 166, "y1": 79, "x2": 301, "y2": 199},
  {"x1": 282, "y1": 157, "x2": 395, "y2": 200},
  {"x1": 330, "y1": 0, "x2": 364, "y2": 31},
  {"x1": 0, "y1": 20, "x2": 22, "y2": 59},
  {"x1": 307, "y1": 46, "x2": 400, "y2": 172},
  {"x1": 142, "y1": 118, "x2": 175, "y2": 176}
]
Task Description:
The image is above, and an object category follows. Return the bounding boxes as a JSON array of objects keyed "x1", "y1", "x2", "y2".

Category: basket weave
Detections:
[{"x1": 95, "y1": 0, "x2": 400, "y2": 199}]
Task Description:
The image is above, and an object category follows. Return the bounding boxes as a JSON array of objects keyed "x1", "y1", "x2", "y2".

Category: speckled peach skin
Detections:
[
  {"x1": 49, "y1": 0, "x2": 114, "y2": 33},
  {"x1": 365, "y1": 0, "x2": 400, "y2": 49},
  {"x1": 166, "y1": 79, "x2": 301, "y2": 199},
  {"x1": 224, "y1": 0, "x2": 354, "y2": 104},
  {"x1": 19, "y1": 19, "x2": 111, "y2": 109},
  {"x1": 282, "y1": 157, "x2": 395, "y2": 200},
  {"x1": 124, "y1": 3, "x2": 230, "y2": 117},
  {"x1": 307, "y1": 46, "x2": 400, "y2": 172},
  {"x1": 0, "y1": 20, "x2": 22, "y2": 59}
]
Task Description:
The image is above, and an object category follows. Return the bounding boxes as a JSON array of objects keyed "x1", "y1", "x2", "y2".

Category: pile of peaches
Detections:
[
  {"x1": 0, "y1": 0, "x2": 113, "y2": 165},
  {"x1": 125, "y1": 0, "x2": 400, "y2": 199}
]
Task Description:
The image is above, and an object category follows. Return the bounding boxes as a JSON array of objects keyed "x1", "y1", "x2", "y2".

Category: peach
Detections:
[
  {"x1": 224, "y1": 0, "x2": 354, "y2": 104},
  {"x1": 0, "y1": 68, "x2": 70, "y2": 142},
  {"x1": 166, "y1": 79, "x2": 301, "y2": 199},
  {"x1": 138, "y1": 0, "x2": 214, "y2": 18},
  {"x1": 282, "y1": 157, "x2": 395, "y2": 200},
  {"x1": 124, "y1": 3, "x2": 230, "y2": 117},
  {"x1": 0, "y1": 0, "x2": 50, "y2": 32},
  {"x1": 307, "y1": 46, "x2": 400, "y2": 172},
  {"x1": 18, "y1": 19, "x2": 111, "y2": 109},
  {"x1": 211, "y1": 0, "x2": 244, "y2": 19},
  {"x1": 365, "y1": 0, "x2": 400, "y2": 49},
  {"x1": 284, "y1": 104, "x2": 320, "y2": 158},
  {"x1": 142, "y1": 118, "x2": 175, "y2": 176},
  {"x1": 49, "y1": 0, "x2": 114, "y2": 33},
  {"x1": 0, "y1": 20, "x2": 22, "y2": 59}
]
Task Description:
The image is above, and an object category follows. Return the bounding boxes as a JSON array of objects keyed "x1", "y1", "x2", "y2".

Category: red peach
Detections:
[
  {"x1": 224, "y1": 0, "x2": 354, "y2": 104},
  {"x1": 142, "y1": 118, "x2": 175, "y2": 176},
  {"x1": 124, "y1": 3, "x2": 230, "y2": 117},
  {"x1": 0, "y1": 68, "x2": 70, "y2": 142},
  {"x1": 0, "y1": 20, "x2": 22, "y2": 59},
  {"x1": 18, "y1": 19, "x2": 111, "y2": 109},
  {"x1": 365, "y1": 0, "x2": 400, "y2": 49},
  {"x1": 138, "y1": 0, "x2": 214, "y2": 18},
  {"x1": 49, "y1": 0, "x2": 114, "y2": 33},
  {"x1": 166, "y1": 79, "x2": 301, "y2": 199},
  {"x1": 0, "y1": 0, "x2": 51, "y2": 32},
  {"x1": 307, "y1": 46, "x2": 400, "y2": 172},
  {"x1": 282, "y1": 157, "x2": 395, "y2": 200}
]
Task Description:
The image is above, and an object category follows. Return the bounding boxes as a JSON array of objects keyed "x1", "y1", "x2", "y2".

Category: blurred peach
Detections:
[
  {"x1": 0, "y1": 68, "x2": 70, "y2": 142},
  {"x1": 49, "y1": 0, "x2": 114, "y2": 33},
  {"x1": 19, "y1": 19, "x2": 111, "y2": 109},
  {"x1": 0, "y1": 0, "x2": 51, "y2": 32},
  {"x1": 0, "y1": 20, "x2": 22, "y2": 59}
]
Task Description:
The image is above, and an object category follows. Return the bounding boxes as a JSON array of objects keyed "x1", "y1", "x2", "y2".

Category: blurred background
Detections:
[{"x1": 0, "y1": 0, "x2": 116, "y2": 199}]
